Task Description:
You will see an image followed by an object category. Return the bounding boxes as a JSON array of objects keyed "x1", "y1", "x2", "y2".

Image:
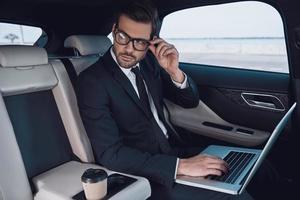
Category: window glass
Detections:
[
  {"x1": 0, "y1": 22, "x2": 43, "y2": 46},
  {"x1": 160, "y1": 1, "x2": 288, "y2": 73}
]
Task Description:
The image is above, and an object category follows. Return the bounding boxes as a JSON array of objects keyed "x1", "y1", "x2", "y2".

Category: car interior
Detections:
[{"x1": 0, "y1": 0, "x2": 299, "y2": 199}]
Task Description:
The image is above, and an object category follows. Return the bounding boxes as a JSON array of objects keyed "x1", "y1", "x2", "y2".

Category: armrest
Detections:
[{"x1": 32, "y1": 161, "x2": 151, "y2": 200}]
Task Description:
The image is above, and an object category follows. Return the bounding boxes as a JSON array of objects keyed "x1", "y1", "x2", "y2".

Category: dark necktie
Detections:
[{"x1": 131, "y1": 67, "x2": 152, "y2": 116}]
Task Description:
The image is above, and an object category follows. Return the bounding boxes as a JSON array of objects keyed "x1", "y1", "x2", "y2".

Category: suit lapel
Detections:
[{"x1": 103, "y1": 51, "x2": 152, "y2": 119}]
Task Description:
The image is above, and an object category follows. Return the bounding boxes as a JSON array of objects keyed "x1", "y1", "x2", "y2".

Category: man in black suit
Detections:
[{"x1": 77, "y1": 1, "x2": 253, "y2": 199}]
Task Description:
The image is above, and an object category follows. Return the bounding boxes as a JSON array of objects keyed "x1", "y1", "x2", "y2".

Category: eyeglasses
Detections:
[{"x1": 114, "y1": 28, "x2": 150, "y2": 51}]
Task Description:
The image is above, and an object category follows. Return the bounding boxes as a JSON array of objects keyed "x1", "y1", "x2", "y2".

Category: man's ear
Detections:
[
  {"x1": 112, "y1": 24, "x2": 117, "y2": 40},
  {"x1": 112, "y1": 24, "x2": 116, "y2": 34}
]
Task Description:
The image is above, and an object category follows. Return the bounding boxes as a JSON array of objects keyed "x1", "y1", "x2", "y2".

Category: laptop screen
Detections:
[{"x1": 239, "y1": 102, "x2": 296, "y2": 194}]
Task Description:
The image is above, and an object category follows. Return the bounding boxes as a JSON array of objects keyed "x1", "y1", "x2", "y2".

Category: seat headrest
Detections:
[
  {"x1": 64, "y1": 35, "x2": 112, "y2": 56},
  {"x1": 0, "y1": 45, "x2": 48, "y2": 68}
]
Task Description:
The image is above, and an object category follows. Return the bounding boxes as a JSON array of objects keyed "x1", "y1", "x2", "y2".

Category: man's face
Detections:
[{"x1": 112, "y1": 15, "x2": 152, "y2": 69}]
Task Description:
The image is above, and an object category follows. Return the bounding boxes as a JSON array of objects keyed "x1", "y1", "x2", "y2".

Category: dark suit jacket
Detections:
[{"x1": 77, "y1": 49, "x2": 199, "y2": 187}]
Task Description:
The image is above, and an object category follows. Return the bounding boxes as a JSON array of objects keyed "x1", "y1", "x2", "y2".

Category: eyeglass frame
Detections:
[{"x1": 113, "y1": 27, "x2": 151, "y2": 51}]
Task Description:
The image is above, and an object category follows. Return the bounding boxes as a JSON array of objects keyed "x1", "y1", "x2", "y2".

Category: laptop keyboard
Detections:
[{"x1": 209, "y1": 151, "x2": 256, "y2": 184}]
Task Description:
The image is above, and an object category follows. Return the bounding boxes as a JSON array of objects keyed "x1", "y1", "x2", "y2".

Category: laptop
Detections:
[{"x1": 175, "y1": 102, "x2": 296, "y2": 195}]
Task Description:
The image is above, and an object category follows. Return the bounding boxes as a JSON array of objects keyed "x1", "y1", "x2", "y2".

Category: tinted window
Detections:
[
  {"x1": 160, "y1": 1, "x2": 289, "y2": 73},
  {"x1": 0, "y1": 22, "x2": 43, "y2": 46}
]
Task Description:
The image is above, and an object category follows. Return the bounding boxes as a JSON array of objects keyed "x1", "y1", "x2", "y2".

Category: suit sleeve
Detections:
[
  {"x1": 160, "y1": 67, "x2": 199, "y2": 108},
  {"x1": 77, "y1": 72, "x2": 177, "y2": 188}
]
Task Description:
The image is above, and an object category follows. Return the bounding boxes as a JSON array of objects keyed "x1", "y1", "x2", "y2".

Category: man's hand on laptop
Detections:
[{"x1": 177, "y1": 154, "x2": 229, "y2": 177}]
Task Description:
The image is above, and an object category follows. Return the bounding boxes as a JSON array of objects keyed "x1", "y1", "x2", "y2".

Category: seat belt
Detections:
[
  {"x1": 61, "y1": 58, "x2": 78, "y2": 88},
  {"x1": 163, "y1": 101, "x2": 187, "y2": 146}
]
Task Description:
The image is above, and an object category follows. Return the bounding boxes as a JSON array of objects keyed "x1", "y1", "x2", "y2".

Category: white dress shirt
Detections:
[{"x1": 110, "y1": 47, "x2": 187, "y2": 178}]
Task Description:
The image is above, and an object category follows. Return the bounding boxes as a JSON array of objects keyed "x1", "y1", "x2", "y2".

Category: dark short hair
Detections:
[{"x1": 115, "y1": 0, "x2": 159, "y2": 39}]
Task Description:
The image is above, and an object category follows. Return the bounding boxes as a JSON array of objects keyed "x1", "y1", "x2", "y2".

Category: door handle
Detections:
[
  {"x1": 247, "y1": 100, "x2": 276, "y2": 109},
  {"x1": 241, "y1": 92, "x2": 285, "y2": 111}
]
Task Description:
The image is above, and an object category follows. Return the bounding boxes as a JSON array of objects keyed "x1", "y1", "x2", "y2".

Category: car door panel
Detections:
[
  {"x1": 165, "y1": 63, "x2": 290, "y2": 146},
  {"x1": 165, "y1": 99, "x2": 270, "y2": 147}
]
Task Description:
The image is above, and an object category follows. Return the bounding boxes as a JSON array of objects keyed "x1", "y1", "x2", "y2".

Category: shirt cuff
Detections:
[
  {"x1": 174, "y1": 158, "x2": 179, "y2": 179},
  {"x1": 172, "y1": 72, "x2": 188, "y2": 89}
]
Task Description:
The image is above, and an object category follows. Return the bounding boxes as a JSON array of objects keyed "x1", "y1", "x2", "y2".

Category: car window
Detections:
[
  {"x1": 0, "y1": 22, "x2": 43, "y2": 46},
  {"x1": 160, "y1": 1, "x2": 289, "y2": 73}
]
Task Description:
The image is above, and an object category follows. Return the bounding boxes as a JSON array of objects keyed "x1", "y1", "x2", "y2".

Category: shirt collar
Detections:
[{"x1": 110, "y1": 47, "x2": 140, "y2": 77}]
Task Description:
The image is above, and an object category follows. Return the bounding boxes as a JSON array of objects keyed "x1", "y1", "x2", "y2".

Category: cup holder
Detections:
[
  {"x1": 73, "y1": 173, "x2": 137, "y2": 200},
  {"x1": 108, "y1": 174, "x2": 127, "y2": 189}
]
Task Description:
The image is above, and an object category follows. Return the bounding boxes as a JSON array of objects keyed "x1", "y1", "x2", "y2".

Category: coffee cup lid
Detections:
[{"x1": 81, "y1": 168, "x2": 108, "y2": 183}]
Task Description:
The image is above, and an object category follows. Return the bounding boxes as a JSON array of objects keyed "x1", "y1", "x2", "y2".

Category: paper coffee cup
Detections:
[{"x1": 81, "y1": 168, "x2": 108, "y2": 200}]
